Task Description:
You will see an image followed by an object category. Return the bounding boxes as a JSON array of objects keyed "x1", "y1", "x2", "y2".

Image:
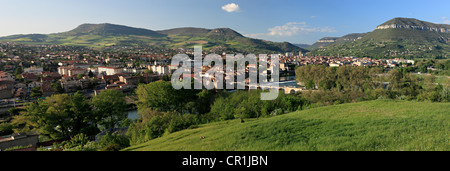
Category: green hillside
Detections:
[
  {"x1": 124, "y1": 100, "x2": 449, "y2": 151},
  {"x1": 0, "y1": 23, "x2": 304, "y2": 53},
  {"x1": 311, "y1": 18, "x2": 450, "y2": 58}
]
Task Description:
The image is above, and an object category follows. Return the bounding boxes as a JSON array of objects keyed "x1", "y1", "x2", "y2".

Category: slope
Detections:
[
  {"x1": 311, "y1": 18, "x2": 450, "y2": 58},
  {"x1": 124, "y1": 100, "x2": 449, "y2": 151},
  {"x1": 0, "y1": 24, "x2": 305, "y2": 53}
]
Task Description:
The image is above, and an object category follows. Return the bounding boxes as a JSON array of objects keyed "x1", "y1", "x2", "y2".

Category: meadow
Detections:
[{"x1": 124, "y1": 100, "x2": 449, "y2": 151}]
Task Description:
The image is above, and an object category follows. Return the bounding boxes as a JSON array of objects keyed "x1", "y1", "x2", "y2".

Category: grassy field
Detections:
[{"x1": 124, "y1": 100, "x2": 449, "y2": 151}]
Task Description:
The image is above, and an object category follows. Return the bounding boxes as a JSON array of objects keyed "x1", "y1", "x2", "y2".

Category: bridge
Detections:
[{"x1": 247, "y1": 84, "x2": 304, "y2": 95}]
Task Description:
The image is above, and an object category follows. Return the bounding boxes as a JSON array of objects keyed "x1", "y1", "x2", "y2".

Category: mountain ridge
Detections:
[
  {"x1": 0, "y1": 23, "x2": 305, "y2": 53},
  {"x1": 310, "y1": 17, "x2": 450, "y2": 58},
  {"x1": 60, "y1": 23, "x2": 166, "y2": 37}
]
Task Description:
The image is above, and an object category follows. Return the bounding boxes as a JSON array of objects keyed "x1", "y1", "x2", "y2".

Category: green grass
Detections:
[{"x1": 124, "y1": 100, "x2": 449, "y2": 151}]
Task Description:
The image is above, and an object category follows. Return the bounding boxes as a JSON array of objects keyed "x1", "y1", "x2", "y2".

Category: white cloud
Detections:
[
  {"x1": 246, "y1": 22, "x2": 337, "y2": 39},
  {"x1": 222, "y1": 3, "x2": 240, "y2": 13},
  {"x1": 442, "y1": 17, "x2": 450, "y2": 24}
]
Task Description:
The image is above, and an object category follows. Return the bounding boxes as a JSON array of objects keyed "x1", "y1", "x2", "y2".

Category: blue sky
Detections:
[{"x1": 1, "y1": 0, "x2": 449, "y2": 44}]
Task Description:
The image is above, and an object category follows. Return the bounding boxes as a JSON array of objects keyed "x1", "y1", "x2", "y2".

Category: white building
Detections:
[
  {"x1": 24, "y1": 66, "x2": 43, "y2": 75},
  {"x1": 58, "y1": 66, "x2": 72, "y2": 76},
  {"x1": 329, "y1": 63, "x2": 340, "y2": 67},
  {"x1": 68, "y1": 68, "x2": 87, "y2": 77},
  {"x1": 151, "y1": 65, "x2": 169, "y2": 75},
  {"x1": 98, "y1": 66, "x2": 123, "y2": 76}
]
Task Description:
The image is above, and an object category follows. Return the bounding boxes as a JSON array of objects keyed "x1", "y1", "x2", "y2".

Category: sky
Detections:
[{"x1": 0, "y1": 0, "x2": 450, "y2": 44}]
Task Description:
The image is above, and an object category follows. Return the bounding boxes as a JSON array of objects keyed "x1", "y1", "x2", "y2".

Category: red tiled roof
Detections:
[
  {"x1": 99, "y1": 66, "x2": 120, "y2": 69},
  {"x1": 22, "y1": 72, "x2": 38, "y2": 79}
]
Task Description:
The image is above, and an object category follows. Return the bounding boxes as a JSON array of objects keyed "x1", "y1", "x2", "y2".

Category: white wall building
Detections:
[
  {"x1": 98, "y1": 66, "x2": 123, "y2": 76},
  {"x1": 151, "y1": 65, "x2": 169, "y2": 75}
]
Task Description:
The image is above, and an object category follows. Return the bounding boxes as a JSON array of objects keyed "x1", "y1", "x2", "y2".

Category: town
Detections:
[
  {"x1": 0, "y1": 42, "x2": 425, "y2": 151},
  {"x1": 0, "y1": 42, "x2": 417, "y2": 106}
]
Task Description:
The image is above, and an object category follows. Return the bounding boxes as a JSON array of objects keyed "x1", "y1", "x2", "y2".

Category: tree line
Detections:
[
  {"x1": 295, "y1": 65, "x2": 449, "y2": 105},
  {"x1": 9, "y1": 90, "x2": 128, "y2": 141}
]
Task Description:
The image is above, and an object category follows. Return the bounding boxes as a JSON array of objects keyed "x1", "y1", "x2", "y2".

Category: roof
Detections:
[
  {"x1": 0, "y1": 71, "x2": 11, "y2": 76},
  {"x1": 69, "y1": 68, "x2": 86, "y2": 71},
  {"x1": 41, "y1": 82, "x2": 54, "y2": 93},
  {"x1": 99, "y1": 66, "x2": 121, "y2": 69},
  {"x1": 22, "y1": 72, "x2": 38, "y2": 79}
]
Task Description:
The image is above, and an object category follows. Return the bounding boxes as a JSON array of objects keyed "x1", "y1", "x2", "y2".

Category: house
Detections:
[
  {"x1": 279, "y1": 63, "x2": 288, "y2": 71},
  {"x1": 0, "y1": 71, "x2": 14, "y2": 82},
  {"x1": 105, "y1": 84, "x2": 120, "y2": 90},
  {"x1": 58, "y1": 66, "x2": 72, "y2": 76},
  {"x1": 0, "y1": 84, "x2": 13, "y2": 99},
  {"x1": 14, "y1": 83, "x2": 27, "y2": 89},
  {"x1": 41, "y1": 81, "x2": 54, "y2": 97},
  {"x1": 329, "y1": 63, "x2": 340, "y2": 67},
  {"x1": 119, "y1": 76, "x2": 140, "y2": 85},
  {"x1": 79, "y1": 79, "x2": 91, "y2": 89},
  {"x1": 41, "y1": 77, "x2": 56, "y2": 83},
  {"x1": 15, "y1": 88, "x2": 27, "y2": 99},
  {"x1": 24, "y1": 66, "x2": 43, "y2": 75},
  {"x1": 98, "y1": 66, "x2": 123, "y2": 76},
  {"x1": 102, "y1": 75, "x2": 119, "y2": 84},
  {"x1": 151, "y1": 65, "x2": 169, "y2": 75},
  {"x1": 3, "y1": 65, "x2": 15, "y2": 72},
  {"x1": 22, "y1": 73, "x2": 38, "y2": 82},
  {"x1": 60, "y1": 80, "x2": 81, "y2": 93},
  {"x1": 27, "y1": 81, "x2": 43, "y2": 89},
  {"x1": 105, "y1": 58, "x2": 118, "y2": 64},
  {"x1": 68, "y1": 68, "x2": 86, "y2": 77}
]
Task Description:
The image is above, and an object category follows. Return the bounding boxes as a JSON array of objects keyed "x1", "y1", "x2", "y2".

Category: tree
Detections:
[
  {"x1": 387, "y1": 69, "x2": 404, "y2": 90},
  {"x1": 77, "y1": 74, "x2": 85, "y2": 80},
  {"x1": 195, "y1": 90, "x2": 216, "y2": 114},
  {"x1": 136, "y1": 81, "x2": 198, "y2": 112},
  {"x1": 30, "y1": 87, "x2": 43, "y2": 98},
  {"x1": 51, "y1": 82, "x2": 64, "y2": 94},
  {"x1": 15, "y1": 93, "x2": 99, "y2": 140},
  {"x1": 88, "y1": 70, "x2": 94, "y2": 77},
  {"x1": 69, "y1": 91, "x2": 98, "y2": 136},
  {"x1": 33, "y1": 94, "x2": 71, "y2": 139},
  {"x1": 92, "y1": 89, "x2": 128, "y2": 131}
]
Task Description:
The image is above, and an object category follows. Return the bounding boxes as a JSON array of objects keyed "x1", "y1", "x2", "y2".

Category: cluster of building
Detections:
[
  {"x1": 0, "y1": 63, "x2": 173, "y2": 103},
  {"x1": 0, "y1": 41, "x2": 418, "y2": 102},
  {"x1": 281, "y1": 55, "x2": 415, "y2": 68}
]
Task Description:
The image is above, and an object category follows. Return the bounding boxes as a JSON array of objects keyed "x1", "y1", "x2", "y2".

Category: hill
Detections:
[
  {"x1": 311, "y1": 18, "x2": 450, "y2": 58},
  {"x1": 310, "y1": 33, "x2": 368, "y2": 49},
  {"x1": 0, "y1": 23, "x2": 305, "y2": 53},
  {"x1": 61, "y1": 23, "x2": 166, "y2": 37},
  {"x1": 292, "y1": 43, "x2": 311, "y2": 49},
  {"x1": 124, "y1": 100, "x2": 449, "y2": 151}
]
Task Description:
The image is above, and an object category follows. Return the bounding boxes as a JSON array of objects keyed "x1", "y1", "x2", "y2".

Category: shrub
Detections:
[
  {"x1": 127, "y1": 112, "x2": 204, "y2": 145},
  {"x1": 102, "y1": 132, "x2": 129, "y2": 148},
  {"x1": 101, "y1": 144, "x2": 122, "y2": 151},
  {"x1": 0, "y1": 123, "x2": 14, "y2": 136}
]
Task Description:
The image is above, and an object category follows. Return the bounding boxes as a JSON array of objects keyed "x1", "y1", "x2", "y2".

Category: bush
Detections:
[
  {"x1": 97, "y1": 132, "x2": 130, "y2": 150},
  {"x1": 127, "y1": 112, "x2": 204, "y2": 145},
  {"x1": 0, "y1": 123, "x2": 14, "y2": 136},
  {"x1": 209, "y1": 90, "x2": 309, "y2": 120},
  {"x1": 101, "y1": 144, "x2": 122, "y2": 151}
]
